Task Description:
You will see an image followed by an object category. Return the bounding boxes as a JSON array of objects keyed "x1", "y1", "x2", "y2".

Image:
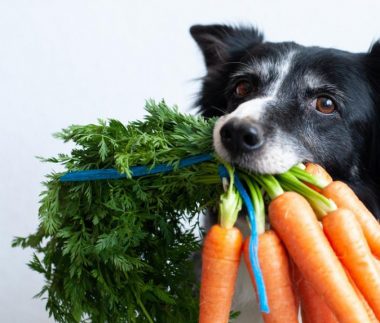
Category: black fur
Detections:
[{"x1": 191, "y1": 24, "x2": 380, "y2": 218}]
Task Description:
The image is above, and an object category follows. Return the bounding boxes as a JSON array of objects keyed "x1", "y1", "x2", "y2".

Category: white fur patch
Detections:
[
  {"x1": 213, "y1": 115, "x2": 232, "y2": 162},
  {"x1": 269, "y1": 51, "x2": 295, "y2": 97},
  {"x1": 229, "y1": 97, "x2": 272, "y2": 121},
  {"x1": 304, "y1": 72, "x2": 325, "y2": 89}
]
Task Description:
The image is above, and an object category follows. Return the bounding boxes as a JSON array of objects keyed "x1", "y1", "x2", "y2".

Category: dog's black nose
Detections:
[{"x1": 220, "y1": 118, "x2": 263, "y2": 155}]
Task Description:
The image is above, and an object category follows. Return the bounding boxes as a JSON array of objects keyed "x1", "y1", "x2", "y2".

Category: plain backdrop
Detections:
[{"x1": 1, "y1": 1, "x2": 380, "y2": 322}]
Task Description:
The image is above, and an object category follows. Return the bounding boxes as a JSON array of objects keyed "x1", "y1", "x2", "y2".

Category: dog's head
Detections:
[{"x1": 190, "y1": 24, "x2": 380, "y2": 182}]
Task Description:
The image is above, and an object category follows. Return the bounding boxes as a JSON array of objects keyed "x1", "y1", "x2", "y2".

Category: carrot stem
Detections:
[
  {"x1": 135, "y1": 293, "x2": 154, "y2": 323},
  {"x1": 240, "y1": 174, "x2": 266, "y2": 235},
  {"x1": 277, "y1": 172, "x2": 336, "y2": 218},
  {"x1": 289, "y1": 166, "x2": 328, "y2": 189},
  {"x1": 294, "y1": 163, "x2": 306, "y2": 170},
  {"x1": 249, "y1": 174, "x2": 284, "y2": 199},
  {"x1": 219, "y1": 163, "x2": 242, "y2": 229}
]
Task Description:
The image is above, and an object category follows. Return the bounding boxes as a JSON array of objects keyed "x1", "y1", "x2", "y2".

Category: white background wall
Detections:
[{"x1": 1, "y1": 1, "x2": 379, "y2": 322}]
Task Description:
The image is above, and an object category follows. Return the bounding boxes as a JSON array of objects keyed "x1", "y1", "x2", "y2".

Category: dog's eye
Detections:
[
  {"x1": 313, "y1": 96, "x2": 336, "y2": 114},
  {"x1": 235, "y1": 81, "x2": 253, "y2": 97}
]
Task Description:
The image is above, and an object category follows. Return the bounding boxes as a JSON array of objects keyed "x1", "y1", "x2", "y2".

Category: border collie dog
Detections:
[{"x1": 190, "y1": 24, "x2": 380, "y2": 321}]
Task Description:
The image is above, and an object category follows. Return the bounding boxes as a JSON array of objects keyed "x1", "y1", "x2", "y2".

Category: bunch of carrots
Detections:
[{"x1": 199, "y1": 162, "x2": 380, "y2": 323}]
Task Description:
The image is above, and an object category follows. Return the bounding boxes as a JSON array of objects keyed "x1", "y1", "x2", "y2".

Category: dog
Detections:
[{"x1": 190, "y1": 24, "x2": 380, "y2": 322}]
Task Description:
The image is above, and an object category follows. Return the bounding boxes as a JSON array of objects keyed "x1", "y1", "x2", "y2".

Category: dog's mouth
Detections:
[{"x1": 215, "y1": 150, "x2": 306, "y2": 175}]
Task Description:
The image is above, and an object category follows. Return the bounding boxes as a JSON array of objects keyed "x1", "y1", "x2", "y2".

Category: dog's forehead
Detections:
[
  {"x1": 237, "y1": 43, "x2": 357, "y2": 86},
  {"x1": 236, "y1": 44, "x2": 297, "y2": 80}
]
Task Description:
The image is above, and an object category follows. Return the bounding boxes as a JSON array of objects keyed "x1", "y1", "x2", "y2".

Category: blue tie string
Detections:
[
  {"x1": 60, "y1": 153, "x2": 213, "y2": 182},
  {"x1": 218, "y1": 165, "x2": 269, "y2": 313}
]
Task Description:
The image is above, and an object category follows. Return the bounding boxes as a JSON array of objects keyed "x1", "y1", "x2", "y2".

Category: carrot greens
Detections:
[{"x1": 13, "y1": 100, "x2": 221, "y2": 323}]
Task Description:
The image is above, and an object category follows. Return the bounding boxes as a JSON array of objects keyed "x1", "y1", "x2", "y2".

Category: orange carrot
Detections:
[
  {"x1": 293, "y1": 265, "x2": 338, "y2": 323},
  {"x1": 303, "y1": 164, "x2": 380, "y2": 257},
  {"x1": 199, "y1": 224, "x2": 243, "y2": 323},
  {"x1": 288, "y1": 259, "x2": 300, "y2": 312},
  {"x1": 243, "y1": 231, "x2": 298, "y2": 323},
  {"x1": 344, "y1": 268, "x2": 379, "y2": 322},
  {"x1": 322, "y1": 181, "x2": 380, "y2": 258},
  {"x1": 291, "y1": 166, "x2": 379, "y2": 321},
  {"x1": 323, "y1": 208, "x2": 380, "y2": 320},
  {"x1": 305, "y1": 162, "x2": 332, "y2": 183},
  {"x1": 268, "y1": 192, "x2": 370, "y2": 322},
  {"x1": 374, "y1": 256, "x2": 380, "y2": 273},
  {"x1": 305, "y1": 163, "x2": 333, "y2": 192},
  {"x1": 294, "y1": 262, "x2": 377, "y2": 323}
]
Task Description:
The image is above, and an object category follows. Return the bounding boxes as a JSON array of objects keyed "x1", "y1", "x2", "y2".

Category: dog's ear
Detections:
[
  {"x1": 360, "y1": 40, "x2": 380, "y2": 218},
  {"x1": 190, "y1": 24, "x2": 263, "y2": 69},
  {"x1": 366, "y1": 40, "x2": 380, "y2": 86},
  {"x1": 369, "y1": 40, "x2": 380, "y2": 57},
  {"x1": 366, "y1": 40, "x2": 380, "y2": 138}
]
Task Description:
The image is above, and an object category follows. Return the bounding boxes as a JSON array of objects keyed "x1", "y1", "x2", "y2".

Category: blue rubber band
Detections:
[
  {"x1": 218, "y1": 165, "x2": 269, "y2": 313},
  {"x1": 60, "y1": 153, "x2": 213, "y2": 182}
]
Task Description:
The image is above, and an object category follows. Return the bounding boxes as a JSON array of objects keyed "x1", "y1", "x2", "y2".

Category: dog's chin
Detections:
[
  {"x1": 214, "y1": 146, "x2": 305, "y2": 175},
  {"x1": 238, "y1": 158, "x2": 302, "y2": 174}
]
